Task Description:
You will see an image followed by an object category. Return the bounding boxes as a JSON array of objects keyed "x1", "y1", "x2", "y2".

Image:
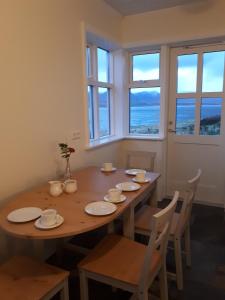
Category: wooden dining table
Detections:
[{"x1": 0, "y1": 166, "x2": 160, "y2": 257}]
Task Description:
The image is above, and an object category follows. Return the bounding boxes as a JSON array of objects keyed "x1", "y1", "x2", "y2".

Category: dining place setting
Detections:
[{"x1": 6, "y1": 206, "x2": 64, "y2": 230}]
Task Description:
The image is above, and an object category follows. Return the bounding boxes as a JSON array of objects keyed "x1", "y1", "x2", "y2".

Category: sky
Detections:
[
  {"x1": 95, "y1": 49, "x2": 225, "y2": 95},
  {"x1": 132, "y1": 51, "x2": 225, "y2": 94},
  {"x1": 177, "y1": 51, "x2": 225, "y2": 93}
]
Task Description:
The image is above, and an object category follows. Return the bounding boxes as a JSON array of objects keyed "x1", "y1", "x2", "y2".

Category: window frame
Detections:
[
  {"x1": 169, "y1": 44, "x2": 225, "y2": 144},
  {"x1": 128, "y1": 50, "x2": 162, "y2": 137},
  {"x1": 86, "y1": 44, "x2": 114, "y2": 141}
]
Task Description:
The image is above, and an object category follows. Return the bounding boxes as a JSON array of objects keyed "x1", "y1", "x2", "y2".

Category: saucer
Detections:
[
  {"x1": 115, "y1": 182, "x2": 141, "y2": 192},
  {"x1": 34, "y1": 215, "x2": 64, "y2": 230},
  {"x1": 125, "y1": 169, "x2": 146, "y2": 176},
  {"x1": 101, "y1": 167, "x2": 117, "y2": 172},
  {"x1": 104, "y1": 194, "x2": 126, "y2": 203},
  {"x1": 132, "y1": 178, "x2": 150, "y2": 183}
]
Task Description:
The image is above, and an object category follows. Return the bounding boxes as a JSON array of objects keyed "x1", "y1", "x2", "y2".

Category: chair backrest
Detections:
[
  {"x1": 126, "y1": 151, "x2": 156, "y2": 172},
  {"x1": 139, "y1": 191, "x2": 179, "y2": 290},
  {"x1": 175, "y1": 169, "x2": 202, "y2": 237},
  {"x1": 187, "y1": 168, "x2": 202, "y2": 195}
]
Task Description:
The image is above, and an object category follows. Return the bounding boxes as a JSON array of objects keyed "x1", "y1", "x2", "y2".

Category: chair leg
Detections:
[
  {"x1": 184, "y1": 225, "x2": 191, "y2": 267},
  {"x1": 159, "y1": 262, "x2": 168, "y2": 300},
  {"x1": 79, "y1": 270, "x2": 89, "y2": 300},
  {"x1": 174, "y1": 237, "x2": 183, "y2": 290},
  {"x1": 129, "y1": 293, "x2": 138, "y2": 300},
  {"x1": 60, "y1": 279, "x2": 69, "y2": 300},
  {"x1": 137, "y1": 290, "x2": 148, "y2": 300}
]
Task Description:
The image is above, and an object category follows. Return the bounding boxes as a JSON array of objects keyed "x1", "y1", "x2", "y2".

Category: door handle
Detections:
[{"x1": 168, "y1": 129, "x2": 176, "y2": 133}]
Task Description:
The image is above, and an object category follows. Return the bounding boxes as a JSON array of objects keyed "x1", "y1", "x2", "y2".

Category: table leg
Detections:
[
  {"x1": 107, "y1": 221, "x2": 115, "y2": 234},
  {"x1": 33, "y1": 240, "x2": 45, "y2": 260},
  {"x1": 123, "y1": 206, "x2": 134, "y2": 240},
  {"x1": 56, "y1": 238, "x2": 66, "y2": 264},
  {"x1": 149, "y1": 181, "x2": 158, "y2": 207},
  {"x1": 3, "y1": 234, "x2": 11, "y2": 260}
]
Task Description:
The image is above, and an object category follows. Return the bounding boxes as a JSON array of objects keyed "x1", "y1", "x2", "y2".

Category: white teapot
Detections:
[{"x1": 48, "y1": 181, "x2": 64, "y2": 197}]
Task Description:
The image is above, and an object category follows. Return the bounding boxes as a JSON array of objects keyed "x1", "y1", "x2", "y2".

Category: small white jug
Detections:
[
  {"x1": 64, "y1": 179, "x2": 77, "y2": 194},
  {"x1": 48, "y1": 181, "x2": 64, "y2": 197}
]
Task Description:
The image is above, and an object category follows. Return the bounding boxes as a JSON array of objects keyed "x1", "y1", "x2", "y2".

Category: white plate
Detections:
[
  {"x1": 115, "y1": 182, "x2": 141, "y2": 192},
  {"x1": 7, "y1": 207, "x2": 43, "y2": 223},
  {"x1": 85, "y1": 201, "x2": 117, "y2": 216},
  {"x1": 125, "y1": 169, "x2": 146, "y2": 176},
  {"x1": 101, "y1": 167, "x2": 117, "y2": 172},
  {"x1": 132, "y1": 178, "x2": 150, "y2": 184},
  {"x1": 35, "y1": 215, "x2": 64, "y2": 230},
  {"x1": 104, "y1": 194, "x2": 126, "y2": 204}
]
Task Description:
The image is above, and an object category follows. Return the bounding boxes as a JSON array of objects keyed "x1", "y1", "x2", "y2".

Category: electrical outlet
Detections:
[{"x1": 71, "y1": 130, "x2": 80, "y2": 140}]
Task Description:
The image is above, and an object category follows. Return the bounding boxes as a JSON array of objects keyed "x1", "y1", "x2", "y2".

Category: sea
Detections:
[{"x1": 98, "y1": 104, "x2": 221, "y2": 130}]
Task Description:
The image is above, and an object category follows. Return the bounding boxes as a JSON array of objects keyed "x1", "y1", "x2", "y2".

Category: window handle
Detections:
[{"x1": 168, "y1": 129, "x2": 176, "y2": 133}]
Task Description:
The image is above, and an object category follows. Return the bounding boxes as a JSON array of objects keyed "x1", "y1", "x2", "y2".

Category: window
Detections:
[
  {"x1": 129, "y1": 52, "x2": 161, "y2": 135},
  {"x1": 174, "y1": 48, "x2": 225, "y2": 137},
  {"x1": 86, "y1": 45, "x2": 113, "y2": 140}
]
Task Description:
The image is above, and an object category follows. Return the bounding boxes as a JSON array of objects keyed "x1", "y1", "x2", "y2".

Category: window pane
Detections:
[
  {"x1": 177, "y1": 54, "x2": 198, "y2": 93},
  {"x1": 86, "y1": 47, "x2": 91, "y2": 77},
  {"x1": 97, "y1": 48, "x2": 109, "y2": 82},
  {"x1": 132, "y1": 53, "x2": 160, "y2": 81},
  {"x1": 129, "y1": 87, "x2": 160, "y2": 135},
  {"x1": 200, "y1": 98, "x2": 222, "y2": 135},
  {"x1": 176, "y1": 98, "x2": 195, "y2": 135},
  {"x1": 87, "y1": 86, "x2": 94, "y2": 139},
  {"x1": 202, "y1": 51, "x2": 225, "y2": 92},
  {"x1": 98, "y1": 88, "x2": 110, "y2": 137}
]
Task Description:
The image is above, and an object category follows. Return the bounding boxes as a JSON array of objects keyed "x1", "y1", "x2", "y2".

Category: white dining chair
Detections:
[
  {"x1": 135, "y1": 169, "x2": 202, "y2": 290},
  {"x1": 78, "y1": 191, "x2": 179, "y2": 300},
  {"x1": 126, "y1": 150, "x2": 156, "y2": 172}
]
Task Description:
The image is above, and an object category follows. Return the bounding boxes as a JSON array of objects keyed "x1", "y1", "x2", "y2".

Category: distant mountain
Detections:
[
  {"x1": 130, "y1": 91, "x2": 160, "y2": 107},
  {"x1": 99, "y1": 91, "x2": 160, "y2": 107}
]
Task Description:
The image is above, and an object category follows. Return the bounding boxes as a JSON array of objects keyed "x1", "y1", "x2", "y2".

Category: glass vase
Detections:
[{"x1": 64, "y1": 158, "x2": 71, "y2": 180}]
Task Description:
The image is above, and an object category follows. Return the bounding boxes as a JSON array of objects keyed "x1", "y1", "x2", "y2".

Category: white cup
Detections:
[
  {"x1": 135, "y1": 171, "x2": 146, "y2": 182},
  {"x1": 103, "y1": 162, "x2": 113, "y2": 171},
  {"x1": 108, "y1": 188, "x2": 121, "y2": 201},
  {"x1": 40, "y1": 209, "x2": 57, "y2": 226},
  {"x1": 64, "y1": 179, "x2": 77, "y2": 193}
]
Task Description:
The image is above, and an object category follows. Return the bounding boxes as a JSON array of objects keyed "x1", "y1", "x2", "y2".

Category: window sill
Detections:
[
  {"x1": 85, "y1": 134, "x2": 166, "y2": 150},
  {"x1": 124, "y1": 135, "x2": 165, "y2": 141},
  {"x1": 85, "y1": 136, "x2": 123, "y2": 150}
]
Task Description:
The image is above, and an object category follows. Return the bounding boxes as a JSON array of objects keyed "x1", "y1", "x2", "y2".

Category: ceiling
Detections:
[{"x1": 104, "y1": 0, "x2": 203, "y2": 15}]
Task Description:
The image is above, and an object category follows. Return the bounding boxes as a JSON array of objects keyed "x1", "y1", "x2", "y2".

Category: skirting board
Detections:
[
  {"x1": 164, "y1": 194, "x2": 225, "y2": 210},
  {"x1": 194, "y1": 199, "x2": 224, "y2": 209}
]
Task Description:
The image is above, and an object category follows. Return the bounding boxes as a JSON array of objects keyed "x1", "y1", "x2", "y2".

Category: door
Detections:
[{"x1": 167, "y1": 44, "x2": 225, "y2": 206}]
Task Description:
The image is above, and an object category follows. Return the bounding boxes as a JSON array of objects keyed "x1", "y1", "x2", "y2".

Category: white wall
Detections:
[
  {"x1": 0, "y1": 0, "x2": 122, "y2": 260},
  {"x1": 122, "y1": 0, "x2": 225, "y2": 47}
]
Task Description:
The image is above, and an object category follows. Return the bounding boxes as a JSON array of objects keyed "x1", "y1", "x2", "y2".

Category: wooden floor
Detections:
[{"x1": 49, "y1": 201, "x2": 225, "y2": 300}]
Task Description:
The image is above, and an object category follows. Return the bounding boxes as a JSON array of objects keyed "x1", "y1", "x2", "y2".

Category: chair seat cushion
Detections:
[
  {"x1": 78, "y1": 234, "x2": 161, "y2": 286},
  {"x1": 135, "y1": 205, "x2": 181, "y2": 236},
  {"x1": 0, "y1": 256, "x2": 69, "y2": 300}
]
